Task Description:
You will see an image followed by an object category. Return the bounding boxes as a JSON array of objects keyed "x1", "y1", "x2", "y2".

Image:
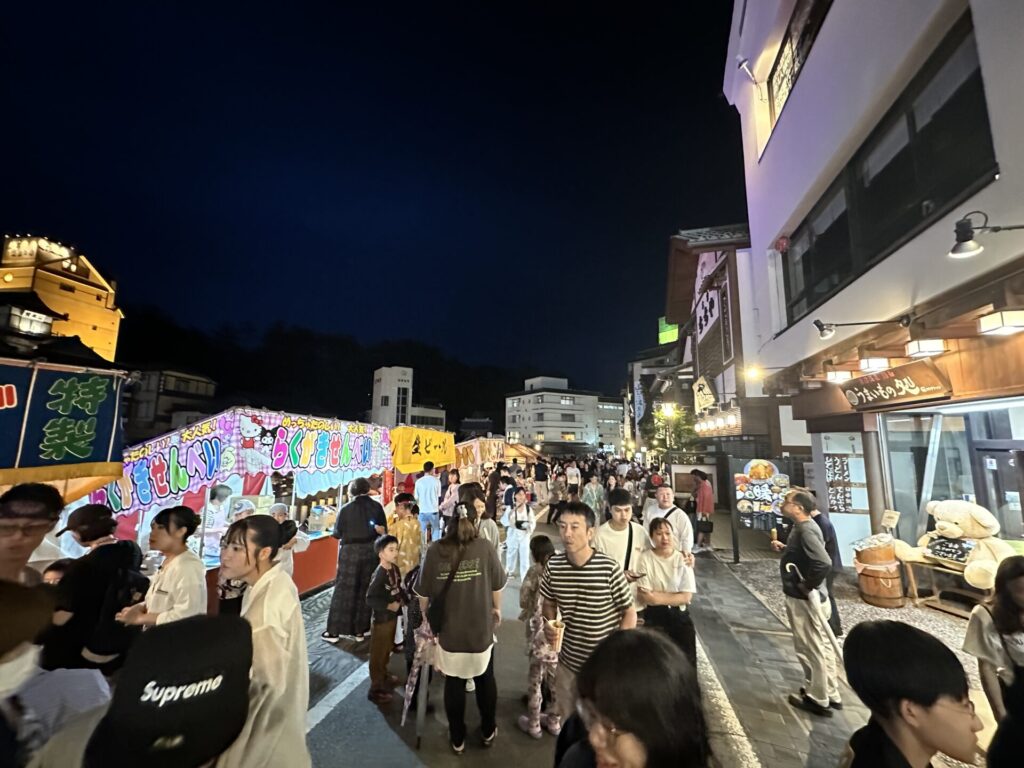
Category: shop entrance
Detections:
[{"x1": 973, "y1": 448, "x2": 1024, "y2": 539}]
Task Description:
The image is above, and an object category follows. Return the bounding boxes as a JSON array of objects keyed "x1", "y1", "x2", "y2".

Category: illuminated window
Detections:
[
  {"x1": 560, "y1": 396, "x2": 575, "y2": 405},
  {"x1": 769, "y1": 0, "x2": 834, "y2": 126},
  {"x1": 561, "y1": 432, "x2": 576, "y2": 441},
  {"x1": 535, "y1": 433, "x2": 545, "y2": 441}
]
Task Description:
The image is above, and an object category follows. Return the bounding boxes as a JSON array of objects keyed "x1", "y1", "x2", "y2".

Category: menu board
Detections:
[
  {"x1": 734, "y1": 459, "x2": 790, "y2": 531},
  {"x1": 822, "y1": 433, "x2": 868, "y2": 514}
]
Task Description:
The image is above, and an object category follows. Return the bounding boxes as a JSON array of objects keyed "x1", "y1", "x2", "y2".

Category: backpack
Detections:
[{"x1": 87, "y1": 561, "x2": 150, "y2": 658}]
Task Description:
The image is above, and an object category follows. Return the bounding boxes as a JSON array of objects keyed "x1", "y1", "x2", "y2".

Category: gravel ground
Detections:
[{"x1": 725, "y1": 559, "x2": 983, "y2": 692}]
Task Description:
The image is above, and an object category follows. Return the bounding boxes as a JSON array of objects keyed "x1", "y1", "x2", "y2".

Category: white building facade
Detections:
[
  {"x1": 506, "y1": 376, "x2": 606, "y2": 452},
  {"x1": 724, "y1": 0, "x2": 1024, "y2": 557},
  {"x1": 371, "y1": 366, "x2": 446, "y2": 429}
]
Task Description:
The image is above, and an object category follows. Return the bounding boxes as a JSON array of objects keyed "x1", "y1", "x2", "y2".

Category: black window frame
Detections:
[
  {"x1": 768, "y1": 0, "x2": 835, "y2": 127},
  {"x1": 781, "y1": 12, "x2": 998, "y2": 327}
]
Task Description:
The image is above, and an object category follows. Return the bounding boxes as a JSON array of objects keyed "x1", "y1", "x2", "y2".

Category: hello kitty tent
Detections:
[{"x1": 84, "y1": 406, "x2": 393, "y2": 599}]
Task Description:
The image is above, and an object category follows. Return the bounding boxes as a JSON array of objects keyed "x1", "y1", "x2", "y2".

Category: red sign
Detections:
[{"x1": 0, "y1": 383, "x2": 16, "y2": 410}]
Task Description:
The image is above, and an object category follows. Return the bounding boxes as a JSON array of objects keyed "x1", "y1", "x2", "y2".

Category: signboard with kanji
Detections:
[
  {"x1": 841, "y1": 359, "x2": 951, "y2": 411},
  {"x1": 0, "y1": 360, "x2": 125, "y2": 483},
  {"x1": 390, "y1": 426, "x2": 455, "y2": 473}
]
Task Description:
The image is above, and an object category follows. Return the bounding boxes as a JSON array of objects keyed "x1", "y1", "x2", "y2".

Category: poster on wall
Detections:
[
  {"x1": 734, "y1": 459, "x2": 790, "y2": 531},
  {"x1": 822, "y1": 432, "x2": 868, "y2": 514}
]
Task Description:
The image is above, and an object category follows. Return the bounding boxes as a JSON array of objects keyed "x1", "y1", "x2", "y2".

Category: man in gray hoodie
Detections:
[{"x1": 777, "y1": 490, "x2": 841, "y2": 717}]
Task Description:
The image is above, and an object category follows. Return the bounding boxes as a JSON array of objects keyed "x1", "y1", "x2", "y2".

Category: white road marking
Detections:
[{"x1": 305, "y1": 662, "x2": 370, "y2": 733}]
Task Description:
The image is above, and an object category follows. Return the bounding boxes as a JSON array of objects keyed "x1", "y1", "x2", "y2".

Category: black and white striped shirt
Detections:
[{"x1": 539, "y1": 550, "x2": 633, "y2": 673}]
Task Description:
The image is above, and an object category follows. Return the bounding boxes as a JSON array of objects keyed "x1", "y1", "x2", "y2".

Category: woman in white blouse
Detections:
[
  {"x1": 220, "y1": 514, "x2": 312, "y2": 768},
  {"x1": 636, "y1": 516, "x2": 697, "y2": 669},
  {"x1": 270, "y1": 503, "x2": 309, "y2": 577},
  {"x1": 117, "y1": 506, "x2": 207, "y2": 627}
]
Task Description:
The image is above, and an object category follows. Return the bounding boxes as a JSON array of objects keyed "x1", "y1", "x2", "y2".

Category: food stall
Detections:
[
  {"x1": 84, "y1": 407, "x2": 392, "y2": 607},
  {"x1": 389, "y1": 426, "x2": 456, "y2": 500},
  {"x1": 0, "y1": 357, "x2": 126, "y2": 501},
  {"x1": 454, "y1": 437, "x2": 507, "y2": 483}
]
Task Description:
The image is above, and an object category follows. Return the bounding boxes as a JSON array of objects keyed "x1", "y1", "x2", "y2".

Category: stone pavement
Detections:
[{"x1": 690, "y1": 553, "x2": 871, "y2": 768}]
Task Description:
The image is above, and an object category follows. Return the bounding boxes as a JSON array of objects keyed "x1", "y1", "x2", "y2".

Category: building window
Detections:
[
  {"x1": 769, "y1": 0, "x2": 834, "y2": 126},
  {"x1": 508, "y1": 431, "x2": 520, "y2": 442},
  {"x1": 561, "y1": 432, "x2": 576, "y2": 441},
  {"x1": 510, "y1": 398, "x2": 520, "y2": 408},
  {"x1": 535, "y1": 412, "x2": 545, "y2": 422},
  {"x1": 535, "y1": 433, "x2": 545, "y2": 441},
  {"x1": 536, "y1": 395, "x2": 545, "y2": 404},
  {"x1": 396, "y1": 387, "x2": 409, "y2": 423},
  {"x1": 560, "y1": 396, "x2": 575, "y2": 405},
  {"x1": 561, "y1": 413, "x2": 574, "y2": 422},
  {"x1": 781, "y1": 13, "x2": 996, "y2": 325},
  {"x1": 380, "y1": 395, "x2": 390, "y2": 407}
]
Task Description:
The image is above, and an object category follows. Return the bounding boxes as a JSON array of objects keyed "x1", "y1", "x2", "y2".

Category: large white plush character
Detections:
[{"x1": 915, "y1": 500, "x2": 1017, "y2": 590}]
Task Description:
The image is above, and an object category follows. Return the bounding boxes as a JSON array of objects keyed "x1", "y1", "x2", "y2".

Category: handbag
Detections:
[
  {"x1": 696, "y1": 517, "x2": 714, "y2": 534},
  {"x1": 426, "y1": 548, "x2": 465, "y2": 635}
]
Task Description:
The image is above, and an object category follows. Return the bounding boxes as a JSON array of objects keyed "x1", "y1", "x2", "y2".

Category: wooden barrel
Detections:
[
  {"x1": 855, "y1": 541, "x2": 896, "y2": 565},
  {"x1": 856, "y1": 559, "x2": 905, "y2": 608}
]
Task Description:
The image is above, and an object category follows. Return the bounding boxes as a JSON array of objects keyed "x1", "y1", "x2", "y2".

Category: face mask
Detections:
[{"x1": 0, "y1": 643, "x2": 41, "y2": 698}]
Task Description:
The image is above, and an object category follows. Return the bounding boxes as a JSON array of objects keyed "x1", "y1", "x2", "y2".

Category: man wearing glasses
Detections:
[
  {"x1": 778, "y1": 489, "x2": 841, "y2": 718},
  {"x1": 0, "y1": 483, "x2": 64, "y2": 585}
]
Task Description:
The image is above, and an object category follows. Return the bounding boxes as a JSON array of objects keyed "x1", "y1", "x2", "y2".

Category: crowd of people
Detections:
[{"x1": 3, "y1": 451, "x2": 1024, "y2": 767}]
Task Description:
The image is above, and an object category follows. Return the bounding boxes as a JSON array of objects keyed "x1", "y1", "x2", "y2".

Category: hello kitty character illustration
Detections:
[{"x1": 239, "y1": 413, "x2": 263, "y2": 450}]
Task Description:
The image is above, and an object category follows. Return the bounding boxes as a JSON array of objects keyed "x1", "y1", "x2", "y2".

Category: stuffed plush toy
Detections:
[{"x1": 911, "y1": 500, "x2": 1017, "y2": 590}]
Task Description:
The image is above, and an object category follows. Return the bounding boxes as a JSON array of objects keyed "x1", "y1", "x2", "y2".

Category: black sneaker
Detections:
[
  {"x1": 450, "y1": 741, "x2": 465, "y2": 756},
  {"x1": 788, "y1": 693, "x2": 833, "y2": 718},
  {"x1": 482, "y1": 726, "x2": 498, "y2": 747}
]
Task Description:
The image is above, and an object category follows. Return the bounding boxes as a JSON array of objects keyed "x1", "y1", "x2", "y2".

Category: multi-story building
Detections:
[
  {"x1": 597, "y1": 397, "x2": 625, "y2": 453},
  {"x1": 724, "y1": 0, "x2": 1024, "y2": 550},
  {"x1": 506, "y1": 376, "x2": 614, "y2": 453},
  {"x1": 664, "y1": 225, "x2": 811, "y2": 476},
  {"x1": 125, "y1": 369, "x2": 218, "y2": 443},
  {"x1": 1, "y1": 235, "x2": 122, "y2": 361},
  {"x1": 370, "y1": 366, "x2": 446, "y2": 429}
]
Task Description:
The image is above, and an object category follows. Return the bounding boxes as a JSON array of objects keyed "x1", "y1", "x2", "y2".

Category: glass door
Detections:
[{"x1": 976, "y1": 449, "x2": 1024, "y2": 540}]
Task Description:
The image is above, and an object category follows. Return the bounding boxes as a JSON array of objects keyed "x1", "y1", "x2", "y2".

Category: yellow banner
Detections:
[{"x1": 390, "y1": 427, "x2": 455, "y2": 473}]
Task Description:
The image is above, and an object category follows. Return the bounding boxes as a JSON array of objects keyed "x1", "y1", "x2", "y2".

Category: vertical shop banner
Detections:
[{"x1": 0, "y1": 364, "x2": 123, "y2": 471}]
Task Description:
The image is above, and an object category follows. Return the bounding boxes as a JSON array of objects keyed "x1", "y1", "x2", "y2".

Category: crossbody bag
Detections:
[{"x1": 426, "y1": 548, "x2": 465, "y2": 635}]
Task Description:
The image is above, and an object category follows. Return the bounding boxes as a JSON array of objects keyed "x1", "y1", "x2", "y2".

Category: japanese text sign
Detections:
[
  {"x1": 841, "y1": 360, "x2": 951, "y2": 411},
  {"x1": 391, "y1": 426, "x2": 455, "y2": 473},
  {"x1": 0, "y1": 363, "x2": 123, "y2": 472}
]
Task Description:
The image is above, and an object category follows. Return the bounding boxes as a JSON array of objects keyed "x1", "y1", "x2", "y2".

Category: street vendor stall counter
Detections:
[{"x1": 84, "y1": 406, "x2": 394, "y2": 609}]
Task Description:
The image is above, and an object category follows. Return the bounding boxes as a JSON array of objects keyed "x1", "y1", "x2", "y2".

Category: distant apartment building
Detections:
[
  {"x1": 125, "y1": 369, "x2": 218, "y2": 443},
  {"x1": 1, "y1": 235, "x2": 122, "y2": 361},
  {"x1": 505, "y1": 376, "x2": 622, "y2": 453},
  {"x1": 370, "y1": 366, "x2": 446, "y2": 429}
]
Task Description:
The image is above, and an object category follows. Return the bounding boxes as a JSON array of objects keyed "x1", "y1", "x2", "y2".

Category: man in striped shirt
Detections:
[{"x1": 541, "y1": 501, "x2": 636, "y2": 721}]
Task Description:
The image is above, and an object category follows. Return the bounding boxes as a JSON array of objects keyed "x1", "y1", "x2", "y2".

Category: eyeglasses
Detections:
[
  {"x1": 0, "y1": 520, "x2": 55, "y2": 538},
  {"x1": 576, "y1": 699, "x2": 627, "y2": 746}
]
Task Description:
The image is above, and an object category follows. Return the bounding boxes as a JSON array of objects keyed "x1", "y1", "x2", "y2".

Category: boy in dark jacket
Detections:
[{"x1": 365, "y1": 534, "x2": 402, "y2": 704}]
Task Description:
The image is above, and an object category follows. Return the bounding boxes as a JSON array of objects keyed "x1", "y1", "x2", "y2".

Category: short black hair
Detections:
[
  {"x1": 649, "y1": 517, "x2": 673, "y2": 536},
  {"x1": 530, "y1": 535, "x2": 555, "y2": 564},
  {"x1": 0, "y1": 482, "x2": 64, "y2": 520},
  {"x1": 608, "y1": 488, "x2": 632, "y2": 507},
  {"x1": 559, "y1": 501, "x2": 596, "y2": 529},
  {"x1": 423, "y1": 461, "x2": 434, "y2": 472},
  {"x1": 394, "y1": 492, "x2": 415, "y2": 506},
  {"x1": 43, "y1": 558, "x2": 73, "y2": 576},
  {"x1": 349, "y1": 477, "x2": 371, "y2": 496},
  {"x1": 375, "y1": 534, "x2": 399, "y2": 554},
  {"x1": 844, "y1": 620, "x2": 969, "y2": 719}
]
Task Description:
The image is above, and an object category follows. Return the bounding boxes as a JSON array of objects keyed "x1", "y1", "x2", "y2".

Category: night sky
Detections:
[{"x1": 1, "y1": 3, "x2": 746, "y2": 394}]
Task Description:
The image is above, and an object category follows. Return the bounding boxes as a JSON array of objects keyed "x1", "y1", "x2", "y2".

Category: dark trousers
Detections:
[
  {"x1": 369, "y1": 618, "x2": 396, "y2": 690},
  {"x1": 443, "y1": 652, "x2": 497, "y2": 746},
  {"x1": 644, "y1": 606, "x2": 697, "y2": 670},
  {"x1": 826, "y1": 571, "x2": 843, "y2": 637},
  {"x1": 326, "y1": 542, "x2": 377, "y2": 636}
]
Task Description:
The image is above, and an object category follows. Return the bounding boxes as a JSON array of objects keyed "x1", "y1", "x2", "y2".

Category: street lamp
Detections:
[
  {"x1": 660, "y1": 402, "x2": 677, "y2": 418},
  {"x1": 812, "y1": 314, "x2": 912, "y2": 341}
]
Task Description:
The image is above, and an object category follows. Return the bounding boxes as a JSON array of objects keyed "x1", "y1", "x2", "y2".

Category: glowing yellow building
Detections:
[{"x1": 1, "y1": 235, "x2": 122, "y2": 361}]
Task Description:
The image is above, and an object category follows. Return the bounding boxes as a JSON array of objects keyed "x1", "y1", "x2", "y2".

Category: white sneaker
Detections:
[{"x1": 466, "y1": 679, "x2": 476, "y2": 692}]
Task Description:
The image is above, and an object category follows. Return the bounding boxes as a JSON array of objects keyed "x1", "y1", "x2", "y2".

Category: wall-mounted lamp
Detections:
[
  {"x1": 859, "y1": 357, "x2": 891, "y2": 373},
  {"x1": 736, "y1": 55, "x2": 758, "y2": 85},
  {"x1": 826, "y1": 370, "x2": 853, "y2": 383},
  {"x1": 743, "y1": 364, "x2": 786, "y2": 382},
  {"x1": 978, "y1": 309, "x2": 1024, "y2": 336},
  {"x1": 905, "y1": 338, "x2": 947, "y2": 358},
  {"x1": 812, "y1": 314, "x2": 912, "y2": 341},
  {"x1": 949, "y1": 211, "x2": 1024, "y2": 259}
]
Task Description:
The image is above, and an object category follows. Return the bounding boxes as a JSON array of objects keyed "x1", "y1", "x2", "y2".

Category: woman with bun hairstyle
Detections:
[
  {"x1": 220, "y1": 514, "x2": 312, "y2": 767},
  {"x1": 117, "y1": 506, "x2": 207, "y2": 627}
]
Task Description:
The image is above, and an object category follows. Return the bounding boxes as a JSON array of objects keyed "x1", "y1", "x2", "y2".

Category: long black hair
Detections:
[
  {"x1": 577, "y1": 629, "x2": 710, "y2": 768},
  {"x1": 438, "y1": 482, "x2": 484, "y2": 558},
  {"x1": 990, "y1": 555, "x2": 1024, "y2": 635},
  {"x1": 223, "y1": 515, "x2": 297, "y2": 563}
]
